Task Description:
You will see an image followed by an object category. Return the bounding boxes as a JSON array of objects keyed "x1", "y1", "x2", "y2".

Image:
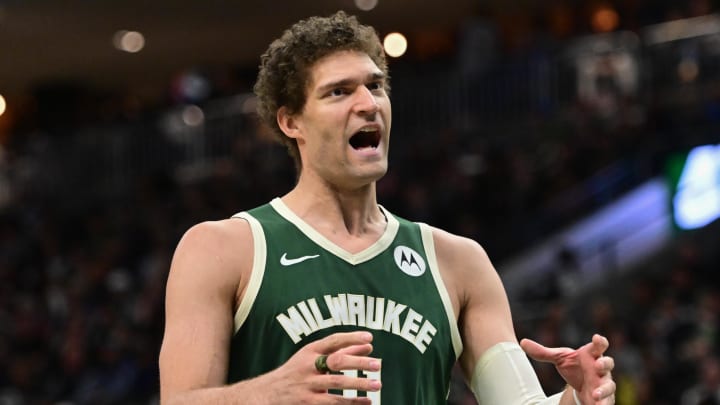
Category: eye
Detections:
[
  {"x1": 367, "y1": 81, "x2": 383, "y2": 91},
  {"x1": 330, "y1": 88, "x2": 348, "y2": 97}
]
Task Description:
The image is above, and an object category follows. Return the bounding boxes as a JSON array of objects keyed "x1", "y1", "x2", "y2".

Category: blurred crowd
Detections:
[
  {"x1": 514, "y1": 233, "x2": 720, "y2": 405},
  {"x1": 0, "y1": 120, "x2": 717, "y2": 405},
  {"x1": 1, "y1": 1, "x2": 720, "y2": 404},
  {"x1": 448, "y1": 228, "x2": 720, "y2": 405}
]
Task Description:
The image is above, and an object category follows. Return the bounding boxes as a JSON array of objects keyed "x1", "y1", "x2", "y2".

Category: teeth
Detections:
[{"x1": 358, "y1": 127, "x2": 376, "y2": 132}]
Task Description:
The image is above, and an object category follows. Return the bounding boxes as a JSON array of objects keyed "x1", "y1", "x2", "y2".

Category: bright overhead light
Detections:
[
  {"x1": 0, "y1": 94, "x2": 6, "y2": 117},
  {"x1": 383, "y1": 32, "x2": 407, "y2": 58},
  {"x1": 591, "y1": 5, "x2": 619, "y2": 33},
  {"x1": 182, "y1": 105, "x2": 205, "y2": 127},
  {"x1": 113, "y1": 30, "x2": 145, "y2": 53},
  {"x1": 355, "y1": 0, "x2": 378, "y2": 11}
]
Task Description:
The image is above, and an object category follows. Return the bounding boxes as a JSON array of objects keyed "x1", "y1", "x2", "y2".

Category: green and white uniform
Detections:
[{"x1": 228, "y1": 198, "x2": 462, "y2": 404}]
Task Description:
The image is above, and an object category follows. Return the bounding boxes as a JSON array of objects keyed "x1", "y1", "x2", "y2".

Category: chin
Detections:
[
  {"x1": 339, "y1": 166, "x2": 387, "y2": 189},
  {"x1": 359, "y1": 166, "x2": 388, "y2": 184},
  {"x1": 363, "y1": 159, "x2": 388, "y2": 176}
]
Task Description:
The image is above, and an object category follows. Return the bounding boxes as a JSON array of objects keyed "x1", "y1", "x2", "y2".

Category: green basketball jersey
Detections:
[{"x1": 227, "y1": 198, "x2": 463, "y2": 404}]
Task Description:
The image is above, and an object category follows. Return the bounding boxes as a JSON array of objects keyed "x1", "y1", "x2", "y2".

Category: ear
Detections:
[{"x1": 277, "y1": 106, "x2": 303, "y2": 140}]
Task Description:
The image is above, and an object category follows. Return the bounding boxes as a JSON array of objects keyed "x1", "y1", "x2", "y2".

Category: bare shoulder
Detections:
[
  {"x1": 168, "y1": 217, "x2": 254, "y2": 296},
  {"x1": 428, "y1": 226, "x2": 487, "y2": 257},
  {"x1": 426, "y1": 228, "x2": 516, "y2": 375},
  {"x1": 175, "y1": 217, "x2": 252, "y2": 259},
  {"x1": 426, "y1": 225, "x2": 501, "y2": 307},
  {"x1": 160, "y1": 217, "x2": 254, "y2": 397},
  {"x1": 427, "y1": 225, "x2": 493, "y2": 274}
]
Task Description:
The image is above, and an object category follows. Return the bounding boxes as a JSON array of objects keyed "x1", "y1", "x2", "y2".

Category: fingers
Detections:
[
  {"x1": 326, "y1": 395, "x2": 374, "y2": 405},
  {"x1": 596, "y1": 355, "x2": 614, "y2": 375},
  {"x1": 592, "y1": 354, "x2": 615, "y2": 403},
  {"x1": 520, "y1": 338, "x2": 571, "y2": 363},
  {"x1": 336, "y1": 343, "x2": 374, "y2": 357},
  {"x1": 325, "y1": 352, "x2": 381, "y2": 374},
  {"x1": 314, "y1": 373, "x2": 382, "y2": 393},
  {"x1": 592, "y1": 379, "x2": 616, "y2": 402},
  {"x1": 308, "y1": 333, "x2": 376, "y2": 374},
  {"x1": 307, "y1": 391, "x2": 375, "y2": 405},
  {"x1": 310, "y1": 331, "x2": 374, "y2": 354},
  {"x1": 589, "y1": 334, "x2": 609, "y2": 358},
  {"x1": 278, "y1": 332, "x2": 382, "y2": 404},
  {"x1": 519, "y1": 338, "x2": 545, "y2": 358},
  {"x1": 306, "y1": 332, "x2": 381, "y2": 395}
]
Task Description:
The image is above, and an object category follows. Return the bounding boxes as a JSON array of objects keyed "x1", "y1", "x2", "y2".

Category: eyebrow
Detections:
[{"x1": 315, "y1": 72, "x2": 386, "y2": 95}]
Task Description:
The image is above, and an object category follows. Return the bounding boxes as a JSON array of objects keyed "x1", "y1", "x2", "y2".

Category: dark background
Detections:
[{"x1": 1, "y1": 1, "x2": 719, "y2": 404}]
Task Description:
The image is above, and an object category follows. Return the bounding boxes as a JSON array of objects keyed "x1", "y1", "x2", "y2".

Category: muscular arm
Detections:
[
  {"x1": 159, "y1": 219, "x2": 252, "y2": 403},
  {"x1": 432, "y1": 228, "x2": 579, "y2": 405},
  {"x1": 159, "y1": 219, "x2": 383, "y2": 405}
]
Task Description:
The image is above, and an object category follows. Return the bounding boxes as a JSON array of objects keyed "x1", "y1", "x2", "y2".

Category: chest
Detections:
[{"x1": 252, "y1": 217, "x2": 446, "y2": 345}]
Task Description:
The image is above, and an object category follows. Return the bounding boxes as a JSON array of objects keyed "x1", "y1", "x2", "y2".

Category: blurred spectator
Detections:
[
  {"x1": 1, "y1": 3, "x2": 719, "y2": 403},
  {"x1": 681, "y1": 356, "x2": 720, "y2": 405}
]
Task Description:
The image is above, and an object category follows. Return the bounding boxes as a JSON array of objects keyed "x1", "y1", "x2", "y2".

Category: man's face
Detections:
[{"x1": 288, "y1": 50, "x2": 391, "y2": 189}]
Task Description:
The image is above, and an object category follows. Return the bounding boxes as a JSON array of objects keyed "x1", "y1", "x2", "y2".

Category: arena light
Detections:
[
  {"x1": 182, "y1": 105, "x2": 205, "y2": 127},
  {"x1": 354, "y1": 0, "x2": 378, "y2": 11},
  {"x1": 0, "y1": 94, "x2": 6, "y2": 117},
  {"x1": 113, "y1": 30, "x2": 146, "y2": 53},
  {"x1": 671, "y1": 144, "x2": 720, "y2": 230},
  {"x1": 591, "y1": 5, "x2": 619, "y2": 33},
  {"x1": 383, "y1": 32, "x2": 407, "y2": 58}
]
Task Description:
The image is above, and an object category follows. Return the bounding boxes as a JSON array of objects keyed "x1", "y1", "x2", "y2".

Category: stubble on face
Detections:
[{"x1": 296, "y1": 51, "x2": 392, "y2": 190}]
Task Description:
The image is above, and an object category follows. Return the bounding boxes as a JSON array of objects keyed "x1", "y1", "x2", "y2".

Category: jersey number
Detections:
[{"x1": 341, "y1": 367, "x2": 381, "y2": 404}]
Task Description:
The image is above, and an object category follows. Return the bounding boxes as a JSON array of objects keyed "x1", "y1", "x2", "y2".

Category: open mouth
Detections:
[{"x1": 349, "y1": 127, "x2": 381, "y2": 150}]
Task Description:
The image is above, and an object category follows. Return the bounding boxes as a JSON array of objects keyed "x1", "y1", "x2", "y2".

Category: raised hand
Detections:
[{"x1": 520, "y1": 334, "x2": 615, "y2": 405}]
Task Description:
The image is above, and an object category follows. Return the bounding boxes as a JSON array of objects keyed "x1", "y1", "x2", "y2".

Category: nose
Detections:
[{"x1": 353, "y1": 86, "x2": 379, "y2": 115}]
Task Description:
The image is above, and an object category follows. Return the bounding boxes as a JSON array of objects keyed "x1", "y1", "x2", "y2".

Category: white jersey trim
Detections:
[
  {"x1": 231, "y1": 212, "x2": 267, "y2": 333},
  {"x1": 419, "y1": 223, "x2": 463, "y2": 359},
  {"x1": 270, "y1": 198, "x2": 399, "y2": 266}
]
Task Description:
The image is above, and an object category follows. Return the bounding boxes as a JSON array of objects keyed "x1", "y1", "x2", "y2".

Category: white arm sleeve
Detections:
[{"x1": 470, "y1": 341, "x2": 574, "y2": 405}]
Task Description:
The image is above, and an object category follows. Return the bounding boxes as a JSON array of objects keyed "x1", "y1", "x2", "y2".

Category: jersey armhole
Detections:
[
  {"x1": 418, "y1": 222, "x2": 463, "y2": 359},
  {"x1": 230, "y1": 212, "x2": 267, "y2": 333}
]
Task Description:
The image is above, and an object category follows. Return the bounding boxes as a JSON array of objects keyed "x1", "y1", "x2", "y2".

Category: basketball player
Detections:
[{"x1": 159, "y1": 11, "x2": 616, "y2": 404}]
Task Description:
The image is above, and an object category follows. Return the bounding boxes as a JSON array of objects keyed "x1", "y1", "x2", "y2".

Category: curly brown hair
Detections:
[{"x1": 253, "y1": 11, "x2": 388, "y2": 173}]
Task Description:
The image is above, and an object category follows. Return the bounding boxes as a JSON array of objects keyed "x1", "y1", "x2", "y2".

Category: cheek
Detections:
[{"x1": 314, "y1": 136, "x2": 342, "y2": 162}]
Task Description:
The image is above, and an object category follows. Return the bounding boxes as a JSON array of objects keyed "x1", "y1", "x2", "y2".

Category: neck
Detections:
[{"x1": 281, "y1": 172, "x2": 385, "y2": 237}]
